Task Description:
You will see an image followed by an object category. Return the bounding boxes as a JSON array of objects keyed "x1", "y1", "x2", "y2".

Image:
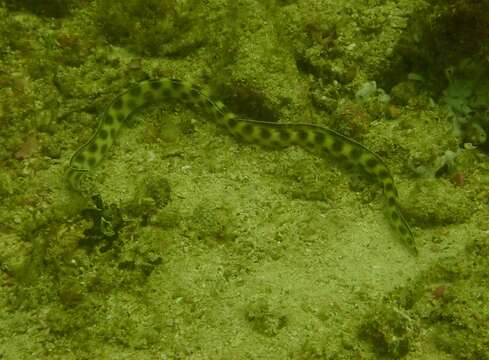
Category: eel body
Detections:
[{"x1": 67, "y1": 78, "x2": 417, "y2": 254}]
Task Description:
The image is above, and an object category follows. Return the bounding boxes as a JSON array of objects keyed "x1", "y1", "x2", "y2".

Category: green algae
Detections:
[
  {"x1": 360, "y1": 234, "x2": 489, "y2": 359},
  {"x1": 3, "y1": 0, "x2": 79, "y2": 18},
  {"x1": 95, "y1": 0, "x2": 206, "y2": 57},
  {"x1": 1, "y1": 0, "x2": 489, "y2": 359}
]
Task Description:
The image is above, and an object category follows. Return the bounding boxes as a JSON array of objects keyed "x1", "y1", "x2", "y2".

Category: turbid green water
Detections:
[{"x1": 1, "y1": 0, "x2": 488, "y2": 359}]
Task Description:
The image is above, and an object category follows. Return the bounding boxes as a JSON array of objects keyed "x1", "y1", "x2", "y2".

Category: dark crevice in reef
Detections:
[
  {"x1": 3, "y1": 0, "x2": 81, "y2": 18},
  {"x1": 380, "y1": 0, "x2": 489, "y2": 96},
  {"x1": 227, "y1": 82, "x2": 281, "y2": 124},
  {"x1": 378, "y1": 0, "x2": 489, "y2": 151}
]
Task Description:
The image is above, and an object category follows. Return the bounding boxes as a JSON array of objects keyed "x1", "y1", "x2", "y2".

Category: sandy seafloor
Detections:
[{"x1": 1, "y1": 0, "x2": 488, "y2": 359}]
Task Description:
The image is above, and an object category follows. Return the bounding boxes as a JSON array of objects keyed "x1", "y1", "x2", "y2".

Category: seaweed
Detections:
[
  {"x1": 79, "y1": 194, "x2": 124, "y2": 251},
  {"x1": 442, "y1": 58, "x2": 489, "y2": 150}
]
